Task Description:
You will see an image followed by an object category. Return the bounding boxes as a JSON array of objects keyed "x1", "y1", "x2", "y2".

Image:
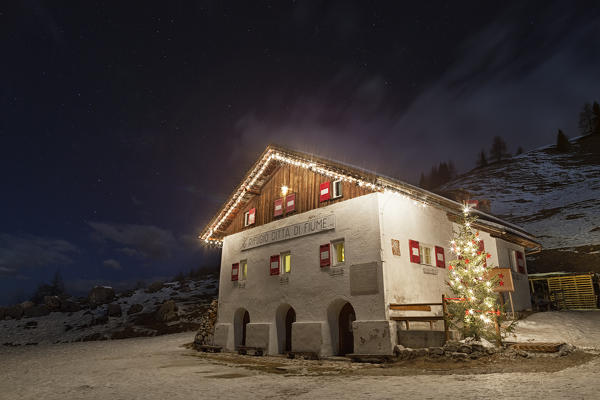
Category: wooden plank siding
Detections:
[{"x1": 222, "y1": 163, "x2": 375, "y2": 237}]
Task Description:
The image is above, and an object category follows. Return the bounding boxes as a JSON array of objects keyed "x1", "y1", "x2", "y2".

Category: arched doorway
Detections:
[
  {"x1": 338, "y1": 303, "x2": 356, "y2": 355},
  {"x1": 276, "y1": 304, "x2": 296, "y2": 354},
  {"x1": 284, "y1": 308, "x2": 296, "y2": 352},
  {"x1": 234, "y1": 308, "x2": 250, "y2": 348}
]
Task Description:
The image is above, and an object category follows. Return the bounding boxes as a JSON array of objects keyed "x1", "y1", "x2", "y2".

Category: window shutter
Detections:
[
  {"x1": 409, "y1": 240, "x2": 420, "y2": 263},
  {"x1": 478, "y1": 240, "x2": 487, "y2": 267},
  {"x1": 270, "y1": 255, "x2": 280, "y2": 275},
  {"x1": 319, "y1": 181, "x2": 330, "y2": 202},
  {"x1": 247, "y1": 208, "x2": 256, "y2": 225},
  {"x1": 285, "y1": 193, "x2": 296, "y2": 213},
  {"x1": 231, "y1": 263, "x2": 239, "y2": 281},
  {"x1": 516, "y1": 251, "x2": 526, "y2": 274},
  {"x1": 435, "y1": 246, "x2": 445, "y2": 268},
  {"x1": 274, "y1": 198, "x2": 283, "y2": 217},
  {"x1": 320, "y1": 244, "x2": 330, "y2": 267}
]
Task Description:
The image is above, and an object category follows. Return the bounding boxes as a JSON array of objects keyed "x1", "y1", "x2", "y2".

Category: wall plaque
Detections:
[
  {"x1": 391, "y1": 239, "x2": 401, "y2": 256},
  {"x1": 350, "y1": 262, "x2": 378, "y2": 295}
]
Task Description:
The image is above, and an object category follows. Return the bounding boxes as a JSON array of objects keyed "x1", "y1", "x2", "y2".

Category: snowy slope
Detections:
[
  {"x1": 0, "y1": 277, "x2": 218, "y2": 346},
  {"x1": 440, "y1": 135, "x2": 600, "y2": 251}
]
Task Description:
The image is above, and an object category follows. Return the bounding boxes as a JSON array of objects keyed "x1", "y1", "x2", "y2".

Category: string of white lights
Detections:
[{"x1": 201, "y1": 150, "x2": 428, "y2": 247}]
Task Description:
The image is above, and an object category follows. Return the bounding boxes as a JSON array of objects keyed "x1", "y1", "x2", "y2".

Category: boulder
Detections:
[
  {"x1": 450, "y1": 352, "x2": 468, "y2": 360},
  {"x1": 0, "y1": 307, "x2": 5, "y2": 320},
  {"x1": 60, "y1": 299, "x2": 81, "y2": 313},
  {"x1": 5, "y1": 304, "x2": 24, "y2": 320},
  {"x1": 24, "y1": 305, "x2": 50, "y2": 318},
  {"x1": 443, "y1": 341, "x2": 460, "y2": 352},
  {"x1": 88, "y1": 286, "x2": 115, "y2": 305},
  {"x1": 107, "y1": 303, "x2": 122, "y2": 317},
  {"x1": 146, "y1": 281, "x2": 164, "y2": 294},
  {"x1": 44, "y1": 296, "x2": 62, "y2": 311},
  {"x1": 127, "y1": 304, "x2": 143, "y2": 315},
  {"x1": 458, "y1": 344, "x2": 472, "y2": 354},
  {"x1": 155, "y1": 300, "x2": 178, "y2": 322},
  {"x1": 429, "y1": 347, "x2": 445, "y2": 356},
  {"x1": 21, "y1": 301, "x2": 35, "y2": 310}
]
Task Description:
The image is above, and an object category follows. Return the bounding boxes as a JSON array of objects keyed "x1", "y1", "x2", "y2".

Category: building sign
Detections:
[
  {"x1": 241, "y1": 214, "x2": 335, "y2": 251},
  {"x1": 486, "y1": 268, "x2": 515, "y2": 292}
]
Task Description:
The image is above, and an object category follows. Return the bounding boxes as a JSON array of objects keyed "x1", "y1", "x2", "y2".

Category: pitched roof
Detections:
[{"x1": 199, "y1": 144, "x2": 541, "y2": 253}]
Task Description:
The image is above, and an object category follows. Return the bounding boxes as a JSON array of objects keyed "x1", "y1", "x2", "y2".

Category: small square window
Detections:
[
  {"x1": 240, "y1": 260, "x2": 248, "y2": 281},
  {"x1": 332, "y1": 180, "x2": 343, "y2": 199},
  {"x1": 332, "y1": 240, "x2": 345, "y2": 265},
  {"x1": 281, "y1": 252, "x2": 291, "y2": 274},
  {"x1": 244, "y1": 208, "x2": 256, "y2": 227},
  {"x1": 419, "y1": 245, "x2": 433, "y2": 266}
]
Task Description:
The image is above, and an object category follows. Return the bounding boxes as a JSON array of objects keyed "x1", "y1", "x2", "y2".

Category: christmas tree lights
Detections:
[{"x1": 446, "y1": 205, "x2": 505, "y2": 343}]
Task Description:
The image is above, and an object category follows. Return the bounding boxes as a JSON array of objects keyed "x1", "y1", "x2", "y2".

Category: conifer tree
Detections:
[
  {"x1": 579, "y1": 102, "x2": 594, "y2": 136},
  {"x1": 446, "y1": 206, "x2": 505, "y2": 343},
  {"x1": 516, "y1": 146, "x2": 524, "y2": 155},
  {"x1": 489, "y1": 136, "x2": 510, "y2": 163},
  {"x1": 593, "y1": 101, "x2": 600, "y2": 135},
  {"x1": 476, "y1": 149, "x2": 488, "y2": 168},
  {"x1": 556, "y1": 129, "x2": 570, "y2": 152}
]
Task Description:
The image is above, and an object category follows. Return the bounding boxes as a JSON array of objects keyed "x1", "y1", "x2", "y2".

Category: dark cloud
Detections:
[
  {"x1": 234, "y1": 3, "x2": 600, "y2": 182},
  {"x1": 102, "y1": 259, "x2": 121, "y2": 270},
  {"x1": 88, "y1": 222, "x2": 177, "y2": 261},
  {"x1": 0, "y1": 233, "x2": 78, "y2": 276}
]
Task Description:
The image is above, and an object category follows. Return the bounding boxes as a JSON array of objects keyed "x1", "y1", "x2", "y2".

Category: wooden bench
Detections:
[
  {"x1": 236, "y1": 346, "x2": 264, "y2": 356},
  {"x1": 195, "y1": 344, "x2": 222, "y2": 353},
  {"x1": 389, "y1": 295, "x2": 450, "y2": 342},
  {"x1": 286, "y1": 351, "x2": 319, "y2": 360}
]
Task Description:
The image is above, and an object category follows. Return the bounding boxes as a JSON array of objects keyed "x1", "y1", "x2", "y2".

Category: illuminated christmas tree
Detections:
[{"x1": 446, "y1": 205, "x2": 504, "y2": 344}]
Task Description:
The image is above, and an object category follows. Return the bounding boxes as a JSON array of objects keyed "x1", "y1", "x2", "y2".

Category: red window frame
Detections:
[
  {"x1": 273, "y1": 198, "x2": 283, "y2": 217},
  {"x1": 319, "y1": 181, "x2": 330, "y2": 202},
  {"x1": 285, "y1": 193, "x2": 296, "y2": 213},
  {"x1": 320, "y1": 244, "x2": 331, "y2": 267},
  {"x1": 435, "y1": 246, "x2": 445, "y2": 268},
  {"x1": 409, "y1": 240, "x2": 420, "y2": 264},
  {"x1": 478, "y1": 240, "x2": 487, "y2": 267},
  {"x1": 516, "y1": 251, "x2": 526, "y2": 274},
  {"x1": 231, "y1": 263, "x2": 239, "y2": 281},
  {"x1": 270, "y1": 255, "x2": 280, "y2": 275}
]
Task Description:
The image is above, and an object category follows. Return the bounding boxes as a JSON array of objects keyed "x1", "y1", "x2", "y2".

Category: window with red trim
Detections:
[
  {"x1": 319, "y1": 244, "x2": 330, "y2": 267},
  {"x1": 319, "y1": 181, "x2": 330, "y2": 202},
  {"x1": 270, "y1": 255, "x2": 280, "y2": 275}
]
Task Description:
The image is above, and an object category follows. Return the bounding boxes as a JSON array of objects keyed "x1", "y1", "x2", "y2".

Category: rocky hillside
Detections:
[
  {"x1": 0, "y1": 276, "x2": 218, "y2": 346},
  {"x1": 439, "y1": 134, "x2": 600, "y2": 273}
]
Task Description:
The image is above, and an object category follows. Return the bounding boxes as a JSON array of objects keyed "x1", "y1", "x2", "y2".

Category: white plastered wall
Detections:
[
  {"x1": 214, "y1": 193, "x2": 386, "y2": 355},
  {"x1": 494, "y1": 238, "x2": 533, "y2": 311},
  {"x1": 377, "y1": 191, "x2": 453, "y2": 326}
]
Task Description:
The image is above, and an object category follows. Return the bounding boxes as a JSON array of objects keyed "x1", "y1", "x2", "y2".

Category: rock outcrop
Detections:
[
  {"x1": 155, "y1": 300, "x2": 178, "y2": 322},
  {"x1": 88, "y1": 286, "x2": 115, "y2": 305},
  {"x1": 127, "y1": 304, "x2": 143, "y2": 315},
  {"x1": 107, "y1": 303, "x2": 122, "y2": 317}
]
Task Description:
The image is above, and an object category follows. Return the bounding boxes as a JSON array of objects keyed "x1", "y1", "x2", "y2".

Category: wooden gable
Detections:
[{"x1": 222, "y1": 163, "x2": 374, "y2": 236}]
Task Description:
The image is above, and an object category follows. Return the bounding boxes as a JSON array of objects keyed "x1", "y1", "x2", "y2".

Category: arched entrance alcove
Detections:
[
  {"x1": 327, "y1": 299, "x2": 356, "y2": 356},
  {"x1": 275, "y1": 304, "x2": 296, "y2": 354},
  {"x1": 233, "y1": 308, "x2": 250, "y2": 348}
]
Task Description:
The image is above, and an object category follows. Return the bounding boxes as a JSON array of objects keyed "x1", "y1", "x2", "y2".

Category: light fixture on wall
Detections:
[{"x1": 281, "y1": 185, "x2": 289, "y2": 196}]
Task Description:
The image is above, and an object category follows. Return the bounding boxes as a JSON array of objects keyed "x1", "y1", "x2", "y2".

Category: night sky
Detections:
[{"x1": 1, "y1": 1, "x2": 599, "y2": 305}]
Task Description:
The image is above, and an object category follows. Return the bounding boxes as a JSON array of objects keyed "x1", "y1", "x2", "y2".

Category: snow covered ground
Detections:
[
  {"x1": 512, "y1": 311, "x2": 600, "y2": 349},
  {"x1": 1, "y1": 311, "x2": 600, "y2": 400}
]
